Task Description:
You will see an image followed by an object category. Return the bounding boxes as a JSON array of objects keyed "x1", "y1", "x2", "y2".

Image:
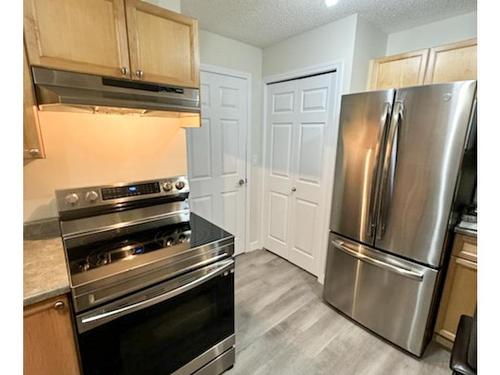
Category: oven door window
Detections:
[{"x1": 78, "y1": 272, "x2": 234, "y2": 375}]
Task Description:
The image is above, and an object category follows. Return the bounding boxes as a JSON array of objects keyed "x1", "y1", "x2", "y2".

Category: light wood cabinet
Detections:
[
  {"x1": 24, "y1": 0, "x2": 131, "y2": 79},
  {"x1": 24, "y1": 295, "x2": 80, "y2": 375},
  {"x1": 24, "y1": 0, "x2": 200, "y2": 87},
  {"x1": 435, "y1": 234, "x2": 477, "y2": 349},
  {"x1": 424, "y1": 39, "x2": 477, "y2": 84},
  {"x1": 368, "y1": 38, "x2": 477, "y2": 90},
  {"x1": 24, "y1": 43, "x2": 45, "y2": 160},
  {"x1": 125, "y1": 0, "x2": 199, "y2": 87},
  {"x1": 367, "y1": 49, "x2": 429, "y2": 90}
]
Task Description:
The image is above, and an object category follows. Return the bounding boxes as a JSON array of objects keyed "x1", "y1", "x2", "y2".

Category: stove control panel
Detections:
[{"x1": 55, "y1": 176, "x2": 189, "y2": 214}]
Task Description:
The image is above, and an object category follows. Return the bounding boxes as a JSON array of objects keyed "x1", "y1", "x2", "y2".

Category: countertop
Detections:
[
  {"x1": 455, "y1": 219, "x2": 477, "y2": 238},
  {"x1": 24, "y1": 218, "x2": 70, "y2": 307}
]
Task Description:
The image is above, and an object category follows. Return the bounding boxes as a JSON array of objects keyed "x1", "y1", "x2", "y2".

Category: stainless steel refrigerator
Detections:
[{"x1": 323, "y1": 81, "x2": 477, "y2": 356}]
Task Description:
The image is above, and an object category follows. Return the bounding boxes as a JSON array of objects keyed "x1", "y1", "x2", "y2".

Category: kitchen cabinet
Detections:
[
  {"x1": 435, "y1": 234, "x2": 477, "y2": 349},
  {"x1": 367, "y1": 49, "x2": 429, "y2": 90},
  {"x1": 24, "y1": 43, "x2": 44, "y2": 160},
  {"x1": 424, "y1": 39, "x2": 477, "y2": 84},
  {"x1": 368, "y1": 38, "x2": 477, "y2": 90},
  {"x1": 24, "y1": 295, "x2": 80, "y2": 375},
  {"x1": 125, "y1": 0, "x2": 199, "y2": 87},
  {"x1": 24, "y1": 0, "x2": 130, "y2": 79},
  {"x1": 23, "y1": 0, "x2": 200, "y2": 87}
]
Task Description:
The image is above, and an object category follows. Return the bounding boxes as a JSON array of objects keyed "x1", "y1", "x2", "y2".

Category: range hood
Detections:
[{"x1": 31, "y1": 67, "x2": 200, "y2": 123}]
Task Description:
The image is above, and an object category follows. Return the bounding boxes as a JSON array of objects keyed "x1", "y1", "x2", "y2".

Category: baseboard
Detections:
[{"x1": 246, "y1": 240, "x2": 262, "y2": 252}]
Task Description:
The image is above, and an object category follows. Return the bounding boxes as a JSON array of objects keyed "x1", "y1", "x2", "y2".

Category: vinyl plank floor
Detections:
[{"x1": 226, "y1": 249, "x2": 451, "y2": 375}]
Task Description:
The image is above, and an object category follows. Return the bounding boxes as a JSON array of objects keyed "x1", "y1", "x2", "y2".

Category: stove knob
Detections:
[
  {"x1": 64, "y1": 193, "x2": 79, "y2": 205},
  {"x1": 85, "y1": 191, "x2": 99, "y2": 203},
  {"x1": 175, "y1": 181, "x2": 185, "y2": 190},
  {"x1": 165, "y1": 238, "x2": 174, "y2": 247},
  {"x1": 163, "y1": 182, "x2": 173, "y2": 192}
]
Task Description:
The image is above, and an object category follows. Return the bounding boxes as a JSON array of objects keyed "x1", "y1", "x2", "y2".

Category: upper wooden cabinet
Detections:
[
  {"x1": 424, "y1": 39, "x2": 477, "y2": 84},
  {"x1": 368, "y1": 38, "x2": 477, "y2": 90},
  {"x1": 367, "y1": 49, "x2": 429, "y2": 90},
  {"x1": 24, "y1": 295, "x2": 80, "y2": 375},
  {"x1": 125, "y1": 0, "x2": 199, "y2": 87},
  {"x1": 24, "y1": 43, "x2": 45, "y2": 159},
  {"x1": 24, "y1": 0, "x2": 131, "y2": 79},
  {"x1": 24, "y1": 0, "x2": 200, "y2": 87}
]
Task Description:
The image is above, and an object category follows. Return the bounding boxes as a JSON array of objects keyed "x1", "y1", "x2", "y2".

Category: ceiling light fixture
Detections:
[{"x1": 325, "y1": 0, "x2": 340, "y2": 7}]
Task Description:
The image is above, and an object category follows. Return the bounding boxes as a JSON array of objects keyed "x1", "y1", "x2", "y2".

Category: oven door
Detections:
[{"x1": 76, "y1": 258, "x2": 235, "y2": 375}]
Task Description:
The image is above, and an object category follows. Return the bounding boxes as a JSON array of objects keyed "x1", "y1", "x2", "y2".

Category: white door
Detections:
[
  {"x1": 263, "y1": 72, "x2": 335, "y2": 275},
  {"x1": 186, "y1": 70, "x2": 248, "y2": 255}
]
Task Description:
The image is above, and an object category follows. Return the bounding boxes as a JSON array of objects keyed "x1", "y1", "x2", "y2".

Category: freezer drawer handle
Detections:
[{"x1": 332, "y1": 240, "x2": 424, "y2": 281}]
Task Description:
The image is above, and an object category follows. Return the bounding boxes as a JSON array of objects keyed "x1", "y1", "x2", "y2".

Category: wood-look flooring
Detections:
[{"x1": 227, "y1": 249, "x2": 451, "y2": 375}]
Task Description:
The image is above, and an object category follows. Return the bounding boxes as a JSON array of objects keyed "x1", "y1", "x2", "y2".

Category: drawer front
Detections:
[
  {"x1": 452, "y1": 234, "x2": 477, "y2": 262},
  {"x1": 323, "y1": 233, "x2": 439, "y2": 356}
]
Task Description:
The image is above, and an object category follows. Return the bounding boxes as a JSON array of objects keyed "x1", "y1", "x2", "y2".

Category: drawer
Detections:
[
  {"x1": 452, "y1": 234, "x2": 477, "y2": 262},
  {"x1": 323, "y1": 233, "x2": 439, "y2": 356}
]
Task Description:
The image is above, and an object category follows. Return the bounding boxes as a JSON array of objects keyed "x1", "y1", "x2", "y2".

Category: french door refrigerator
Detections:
[{"x1": 323, "y1": 81, "x2": 476, "y2": 356}]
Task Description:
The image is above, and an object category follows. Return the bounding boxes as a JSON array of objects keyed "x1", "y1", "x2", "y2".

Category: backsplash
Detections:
[{"x1": 24, "y1": 111, "x2": 187, "y2": 221}]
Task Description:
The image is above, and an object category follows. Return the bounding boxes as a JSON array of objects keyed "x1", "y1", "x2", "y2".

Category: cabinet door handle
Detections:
[
  {"x1": 120, "y1": 67, "x2": 129, "y2": 76},
  {"x1": 135, "y1": 70, "x2": 144, "y2": 79},
  {"x1": 291, "y1": 187, "x2": 296, "y2": 192},
  {"x1": 54, "y1": 301, "x2": 65, "y2": 310}
]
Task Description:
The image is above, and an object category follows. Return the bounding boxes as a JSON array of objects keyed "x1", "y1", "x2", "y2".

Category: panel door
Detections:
[
  {"x1": 330, "y1": 90, "x2": 395, "y2": 245},
  {"x1": 263, "y1": 72, "x2": 336, "y2": 275},
  {"x1": 125, "y1": 0, "x2": 199, "y2": 87},
  {"x1": 424, "y1": 39, "x2": 477, "y2": 84},
  {"x1": 187, "y1": 70, "x2": 247, "y2": 254},
  {"x1": 263, "y1": 80, "x2": 297, "y2": 259},
  {"x1": 435, "y1": 255, "x2": 477, "y2": 343},
  {"x1": 368, "y1": 49, "x2": 429, "y2": 90},
  {"x1": 24, "y1": 0, "x2": 130, "y2": 79},
  {"x1": 24, "y1": 42, "x2": 45, "y2": 159},
  {"x1": 288, "y1": 74, "x2": 335, "y2": 274},
  {"x1": 24, "y1": 295, "x2": 80, "y2": 375},
  {"x1": 375, "y1": 82, "x2": 476, "y2": 267}
]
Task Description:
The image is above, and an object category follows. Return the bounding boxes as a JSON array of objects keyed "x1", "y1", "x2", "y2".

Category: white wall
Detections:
[
  {"x1": 144, "y1": 0, "x2": 180, "y2": 13},
  {"x1": 351, "y1": 16, "x2": 387, "y2": 92},
  {"x1": 263, "y1": 14, "x2": 358, "y2": 94},
  {"x1": 386, "y1": 11, "x2": 477, "y2": 55},
  {"x1": 197, "y1": 30, "x2": 264, "y2": 250}
]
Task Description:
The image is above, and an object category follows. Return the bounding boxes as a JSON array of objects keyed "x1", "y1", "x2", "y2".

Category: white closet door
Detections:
[
  {"x1": 264, "y1": 72, "x2": 335, "y2": 275},
  {"x1": 187, "y1": 70, "x2": 248, "y2": 254},
  {"x1": 263, "y1": 80, "x2": 297, "y2": 259}
]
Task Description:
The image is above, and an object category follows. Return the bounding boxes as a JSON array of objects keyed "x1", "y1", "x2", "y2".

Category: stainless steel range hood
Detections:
[{"x1": 31, "y1": 67, "x2": 200, "y2": 121}]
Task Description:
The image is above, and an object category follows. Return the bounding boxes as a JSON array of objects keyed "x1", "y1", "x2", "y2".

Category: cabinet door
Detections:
[
  {"x1": 368, "y1": 49, "x2": 429, "y2": 90},
  {"x1": 125, "y1": 0, "x2": 199, "y2": 87},
  {"x1": 24, "y1": 295, "x2": 80, "y2": 375},
  {"x1": 424, "y1": 39, "x2": 477, "y2": 84},
  {"x1": 24, "y1": 0, "x2": 130, "y2": 78},
  {"x1": 435, "y1": 255, "x2": 477, "y2": 343},
  {"x1": 24, "y1": 43, "x2": 44, "y2": 159}
]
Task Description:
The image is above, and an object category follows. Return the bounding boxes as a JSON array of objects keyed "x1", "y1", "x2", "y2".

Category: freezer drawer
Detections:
[{"x1": 323, "y1": 233, "x2": 439, "y2": 356}]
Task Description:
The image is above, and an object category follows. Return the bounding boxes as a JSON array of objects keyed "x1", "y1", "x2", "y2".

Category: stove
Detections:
[{"x1": 56, "y1": 176, "x2": 235, "y2": 375}]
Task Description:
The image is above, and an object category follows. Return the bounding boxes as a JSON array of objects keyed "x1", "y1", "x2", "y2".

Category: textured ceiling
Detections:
[{"x1": 181, "y1": 0, "x2": 477, "y2": 48}]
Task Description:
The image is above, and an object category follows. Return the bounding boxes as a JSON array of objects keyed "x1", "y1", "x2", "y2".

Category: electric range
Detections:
[{"x1": 56, "y1": 176, "x2": 235, "y2": 375}]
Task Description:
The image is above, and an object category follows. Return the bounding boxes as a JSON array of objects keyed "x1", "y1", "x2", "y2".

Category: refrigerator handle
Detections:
[
  {"x1": 367, "y1": 101, "x2": 393, "y2": 238},
  {"x1": 377, "y1": 100, "x2": 404, "y2": 240}
]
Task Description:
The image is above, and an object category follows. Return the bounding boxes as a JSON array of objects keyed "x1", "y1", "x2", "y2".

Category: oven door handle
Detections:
[{"x1": 77, "y1": 258, "x2": 234, "y2": 333}]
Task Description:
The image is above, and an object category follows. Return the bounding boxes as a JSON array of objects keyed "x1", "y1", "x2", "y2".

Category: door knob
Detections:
[
  {"x1": 291, "y1": 187, "x2": 296, "y2": 192},
  {"x1": 135, "y1": 69, "x2": 144, "y2": 78},
  {"x1": 238, "y1": 179, "x2": 245, "y2": 186},
  {"x1": 120, "y1": 66, "x2": 128, "y2": 76}
]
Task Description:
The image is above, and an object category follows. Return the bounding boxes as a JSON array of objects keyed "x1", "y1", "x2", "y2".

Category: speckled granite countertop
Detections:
[{"x1": 24, "y1": 218, "x2": 70, "y2": 306}]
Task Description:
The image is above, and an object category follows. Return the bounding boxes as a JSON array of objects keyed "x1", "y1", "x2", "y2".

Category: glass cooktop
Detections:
[{"x1": 66, "y1": 213, "x2": 232, "y2": 276}]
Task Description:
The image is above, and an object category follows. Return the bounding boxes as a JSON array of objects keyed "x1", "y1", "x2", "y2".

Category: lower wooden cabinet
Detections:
[
  {"x1": 24, "y1": 295, "x2": 80, "y2": 375},
  {"x1": 435, "y1": 234, "x2": 477, "y2": 348}
]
